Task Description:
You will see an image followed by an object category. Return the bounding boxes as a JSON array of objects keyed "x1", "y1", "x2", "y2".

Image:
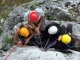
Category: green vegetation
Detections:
[
  {"x1": 4, "y1": 37, "x2": 13, "y2": 43},
  {"x1": 47, "y1": 15, "x2": 55, "y2": 20},
  {"x1": 1, "y1": 37, "x2": 15, "y2": 50},
  {"x1": 29, "y1": 3, "x2": 39, "y2": 10}
]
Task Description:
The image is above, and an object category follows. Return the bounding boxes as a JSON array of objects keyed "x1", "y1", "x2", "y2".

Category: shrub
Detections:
[{"x1": 1, "y1": 37, "x2": 15, "y2": 51}]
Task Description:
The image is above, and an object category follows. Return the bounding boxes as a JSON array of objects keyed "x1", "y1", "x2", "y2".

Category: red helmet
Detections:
[{"x1": 29, "y1": 11, "x2": 39, "y2": 23}]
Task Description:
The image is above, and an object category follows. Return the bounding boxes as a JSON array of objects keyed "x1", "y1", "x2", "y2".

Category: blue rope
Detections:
[
  {"x1": 38, "y1": 35, "x2": 42, "y2": 48},
  {"x1": 66, "y1": 44, "x2": 74, "y2": 48},
  {"x1": 31, "y1": 41, "x2": 39, "y2": 47},
  {"x1": 45, "y1": 41, "x2": 57, "y2": 50},
  {"x1": 44, "y1": 37, "x2": 50, "y2": 49}
]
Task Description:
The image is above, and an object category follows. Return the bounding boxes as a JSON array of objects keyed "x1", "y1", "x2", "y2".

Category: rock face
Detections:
[
  {"x1": 2, "y1": 46, "x2": 80, "y2": 60},
  {"x1": 0, "y1": 6, "x2": 27, "y2": 49},
  {"x1": 0, "y1": 0, "x2": 80, "y2": 60},
  {"x1": 0, "y1": 0, "x2": 80, "y2": 53}
]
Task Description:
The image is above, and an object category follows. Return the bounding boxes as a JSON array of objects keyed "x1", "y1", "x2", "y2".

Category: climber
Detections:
[
  {"x1": 23, "y1": 7, "x2": 45, "y2": 35},
  {"x1": 14, "y1": 24, "x2": 35, "y2": 47},
  {"x1": 45, "y1": 23, "x2": 76, "y2": 50},
  {"x1": 54, "y1": 24, "x2": 75, "y2": 50},
  {"x1": 41, "y1": 22, "x2": 61, "y2": 48}
]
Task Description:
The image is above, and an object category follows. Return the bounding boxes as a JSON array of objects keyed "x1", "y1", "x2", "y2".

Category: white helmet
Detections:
[{"x1": 48, "y1": 26, "x2": 58, "y2": 35}]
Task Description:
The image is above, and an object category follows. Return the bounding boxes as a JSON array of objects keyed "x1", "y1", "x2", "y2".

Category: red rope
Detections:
[{"x1": 4, "y1": 45, "x2": 19, "y2": 60}]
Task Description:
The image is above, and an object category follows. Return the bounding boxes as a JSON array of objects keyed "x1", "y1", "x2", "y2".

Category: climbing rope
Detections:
[
  {"x1": 44, "y1": 36, "x2": 51, "y2": 49},
  {"x1": 4, "y1": 44, "x2": 19, "y2": 60},
  {"x1": 45, "y1": 39, "x2": 58, "y2": 51}
]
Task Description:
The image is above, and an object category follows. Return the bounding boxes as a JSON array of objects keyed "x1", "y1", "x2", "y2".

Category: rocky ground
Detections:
[{"x1": 0, "y1": 46, "x2": 80, "y2": 60}]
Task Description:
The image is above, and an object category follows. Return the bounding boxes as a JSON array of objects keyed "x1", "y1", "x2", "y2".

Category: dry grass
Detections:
[
  {"x1": 0, "y1": 0, "x2": 32, "y2": 19},
  {"x1": 0, "y1": 0, "x2": 32, "y2": 8}
]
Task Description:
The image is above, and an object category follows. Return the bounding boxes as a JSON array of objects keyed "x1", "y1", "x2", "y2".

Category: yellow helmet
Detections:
[
  {"x1": 61, "y1": 34, "x2": 71, "y2": 44},
  {"x1": 19, "y1": 27, "x2": 29, "y2": 37}
]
